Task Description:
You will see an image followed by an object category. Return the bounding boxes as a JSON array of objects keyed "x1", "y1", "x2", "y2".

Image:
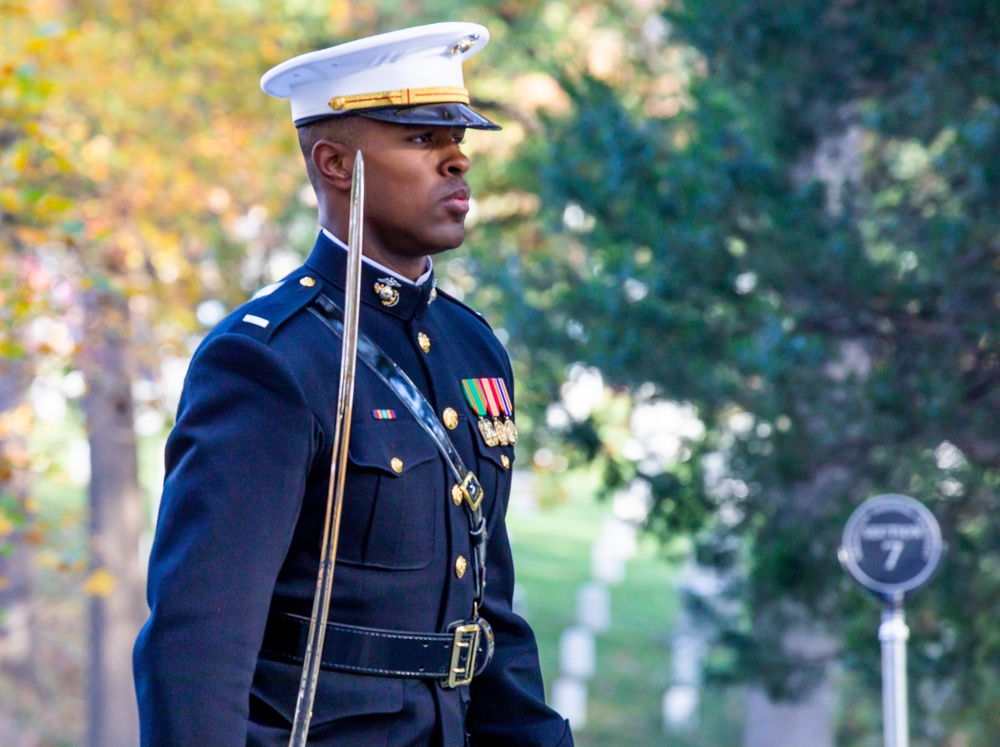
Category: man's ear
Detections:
[{"x1": 311, "y1": 140, "x2": 355, "y2": 192}]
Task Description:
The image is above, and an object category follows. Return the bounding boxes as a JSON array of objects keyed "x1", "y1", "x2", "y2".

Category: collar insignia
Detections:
[{"x1": 374, "y1": 276, "x2": 401, "y2": 307}]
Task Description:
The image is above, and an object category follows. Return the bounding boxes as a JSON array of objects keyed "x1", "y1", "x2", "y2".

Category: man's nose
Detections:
[{"x1": 441, "y1": 145, "x2": 470, "y2": 177}]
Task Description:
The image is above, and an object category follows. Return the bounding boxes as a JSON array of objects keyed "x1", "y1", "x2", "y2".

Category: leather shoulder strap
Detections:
[{"x1": 308, "y1": 293, "x2": 488, "y2": 608}]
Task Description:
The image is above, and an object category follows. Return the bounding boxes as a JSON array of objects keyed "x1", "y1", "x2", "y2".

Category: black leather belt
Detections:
[{"x1": 260, "y1": 611, "x2": 493, "y2": 687}]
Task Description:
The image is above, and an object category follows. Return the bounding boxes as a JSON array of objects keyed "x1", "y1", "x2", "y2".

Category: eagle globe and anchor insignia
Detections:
[{"x1": 374, "y1": 277, "x2": 401, "y2": 307}]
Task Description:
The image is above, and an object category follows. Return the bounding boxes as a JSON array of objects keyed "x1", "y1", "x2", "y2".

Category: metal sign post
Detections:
[
  {"x1": 879, "y1": 596, "x2": 909, "y2": 747},
  {"x1": 838, "y1": 494, "x2": 943, "y2": 747}
]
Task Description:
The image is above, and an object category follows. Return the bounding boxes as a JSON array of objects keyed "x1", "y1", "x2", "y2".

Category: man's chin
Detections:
[{"x1": 426, "y1": 228, "x2": 466, "y2": 255}]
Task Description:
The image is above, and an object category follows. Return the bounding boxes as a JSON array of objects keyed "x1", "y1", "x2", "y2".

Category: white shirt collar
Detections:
[{"x1": 322, "y1": 228, "x2": 433, "y2": 287}]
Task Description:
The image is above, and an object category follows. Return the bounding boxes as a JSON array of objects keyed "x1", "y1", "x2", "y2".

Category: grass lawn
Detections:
[{"x1": 506, "y1": 484, "x2": 744, "y2": 746}]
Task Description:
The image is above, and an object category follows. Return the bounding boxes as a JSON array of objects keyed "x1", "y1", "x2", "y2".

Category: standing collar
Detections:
[
  {"x1": 321, "y1": 228, "x2": 434, "y2": 287},
  {"x1": 304, "y1": 231, "x2": 438, "y2": 321}
]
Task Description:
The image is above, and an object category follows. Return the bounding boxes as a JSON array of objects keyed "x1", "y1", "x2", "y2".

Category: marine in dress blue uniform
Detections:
[{"x1": 133, "y1": 22, "x2": 574, "y2": 747}]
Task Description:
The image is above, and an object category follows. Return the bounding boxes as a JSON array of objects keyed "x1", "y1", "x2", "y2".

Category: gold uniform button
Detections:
[
  {"x1": 451, "y1": 484, "x2": 464, "y2": 506},
  {"x1": 390, "y1": 457, "x2": 404, "y2": 473},
  {"x1": 299, "y1": 276, "x2": 316, "y2": 287},
  {"x1": 417, "y1": 332, "x2": 431, "y2": 353},
  {"x1": 501, "y1": 455, "x2": 510, "y2": 469},
  {"x1": 442, "y1": 407, "x2": 459, "y2": 430},
  {"x1": 455, "y1": 556, "x2": 468, "y2": 579}
]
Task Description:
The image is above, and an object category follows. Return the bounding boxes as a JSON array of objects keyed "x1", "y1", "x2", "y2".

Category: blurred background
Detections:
[{"x1": 2, "y1": 0, "x2": 1000, "y2": 745}]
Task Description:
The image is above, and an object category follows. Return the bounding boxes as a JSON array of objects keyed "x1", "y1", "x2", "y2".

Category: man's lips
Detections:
[{"x1": 440, "y1": 184, "x2": 471, "y2": 214}]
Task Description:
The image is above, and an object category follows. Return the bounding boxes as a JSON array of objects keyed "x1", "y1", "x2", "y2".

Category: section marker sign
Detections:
[{"x1": 838, "y1": 493, "x2": 943, "y2": 598}]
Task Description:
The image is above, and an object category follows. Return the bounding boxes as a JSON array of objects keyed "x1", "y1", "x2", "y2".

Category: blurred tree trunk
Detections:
[
  {"x1": 743, "y1": 623, "x2": 837, "y2": 747},
  {"x1": 81, "y1": 289, "x2": 144, "y2": 747},
  {"x1": 0, "y1": 362, "x2": 37, "y2": 688},
  {"x1": 744, "y1": 679, "x2": 836, "y2": 747}
]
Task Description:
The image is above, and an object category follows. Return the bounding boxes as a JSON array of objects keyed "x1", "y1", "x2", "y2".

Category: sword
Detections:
[{"x1": 289, "y1": 150, "x2": 365, "y2": 747}]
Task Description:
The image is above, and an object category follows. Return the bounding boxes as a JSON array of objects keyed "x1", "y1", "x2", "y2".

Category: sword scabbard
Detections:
[{"x1": 289, "y1": 150, "x2": 365, "y2": 747}]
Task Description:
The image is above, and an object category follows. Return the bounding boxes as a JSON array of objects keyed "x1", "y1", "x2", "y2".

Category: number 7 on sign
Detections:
[{"x1": 881, "y1": 540, "x2": 904, "y2": 571}]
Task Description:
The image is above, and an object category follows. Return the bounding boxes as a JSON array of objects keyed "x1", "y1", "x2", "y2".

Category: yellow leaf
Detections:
[
  {"x1": 83, "y1": 568, "x2": 117, "y2": 597},
  {"x1": 32, "y1": 550, "x2": 60, "y2": 569},
  {"x1": 11, "y1": 148, "x2": 28, "y2": 173},
  {"x1": 0, "y1": 188, "x2": 22, "y2": 212}
]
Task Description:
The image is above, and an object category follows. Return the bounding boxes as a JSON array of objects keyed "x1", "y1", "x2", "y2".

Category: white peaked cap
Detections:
[{"x1": 260, "y1": 22, "x2": 499, "y2": 130}]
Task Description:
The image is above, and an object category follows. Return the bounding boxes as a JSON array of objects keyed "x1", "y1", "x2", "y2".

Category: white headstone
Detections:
[
  {"x1": 512, "y1": 582, "x2": 528, "y2": 619},
  {"x1": 600, "y1": 516, "x2": 638, "y2": 560},
  {"x1": 509, "y1": 469, "x2": 539, "y2": 514},
  {"x1": 591, "y1": 540, "x2": 626, "y2": 585},
  {"x1": 671, "y1": 633, "x2": 707, "y2": 686},
  {"x1": 559, "y1": 625, "x2": 596, "y2": 679},
  {"x1": 663, "y1": 684, "x2": 700, "y2": 733},
  {"x1": 552, "y1": 676, "x2": 588, "y2": 728},
  {"x1": 576, "y1": 581, "x2": 611, "y2": 633}
]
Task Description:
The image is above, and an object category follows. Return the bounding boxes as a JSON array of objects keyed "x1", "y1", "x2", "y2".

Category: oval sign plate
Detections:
[{"x1": 839, "y1": 494, "x2": 943, "y2": 598}]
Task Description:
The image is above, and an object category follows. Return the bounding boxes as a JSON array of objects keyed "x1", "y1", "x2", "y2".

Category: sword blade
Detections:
[{"x1": 289, "y1": 150, "x2": 365, "y2": 747}]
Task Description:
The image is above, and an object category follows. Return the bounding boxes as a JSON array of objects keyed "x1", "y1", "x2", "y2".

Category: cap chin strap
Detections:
[{"x1": 328, "y1": 86, "x2": 469, "y2": 112}]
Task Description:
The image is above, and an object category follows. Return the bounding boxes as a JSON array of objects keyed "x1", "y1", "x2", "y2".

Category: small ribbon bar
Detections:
[{"x1": 372, "y1": 409, "x2": 397, "y2": 420}]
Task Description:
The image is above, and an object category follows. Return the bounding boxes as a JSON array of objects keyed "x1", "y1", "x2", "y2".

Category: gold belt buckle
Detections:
[
  {"x1": 457, "y1": 472, "x2": 483, "y2": 512},
  {"x1": 446, "y1": 622, "x2": 481, "y2": 688}
]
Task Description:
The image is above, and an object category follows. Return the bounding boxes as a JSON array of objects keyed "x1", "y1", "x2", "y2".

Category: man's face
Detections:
[{"x1": 355, "y1": 119, "x2": 471, "y2": 264}]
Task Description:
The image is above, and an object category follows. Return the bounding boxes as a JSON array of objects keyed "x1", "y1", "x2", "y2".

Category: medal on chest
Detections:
[{"x1": 461, "y1": 377, "x2": 518, "y2": 447}]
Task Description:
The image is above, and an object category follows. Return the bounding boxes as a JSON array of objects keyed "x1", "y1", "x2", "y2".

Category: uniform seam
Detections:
[{"x1": 434, "y1": 288, "x2": 494, "y2": 330}]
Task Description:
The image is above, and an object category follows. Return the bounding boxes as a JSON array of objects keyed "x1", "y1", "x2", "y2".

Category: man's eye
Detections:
[
  {"x1": 412, "y1": 132, "x2": 434, "y2": 144},
  {"x1": 453, "y1": 136, "x2": 466, "y2": 146}
]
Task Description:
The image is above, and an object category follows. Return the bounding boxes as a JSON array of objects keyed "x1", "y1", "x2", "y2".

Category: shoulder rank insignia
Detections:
[
  {"x1": 461, "y1": 378, "x2": 517, "y2": 447},
  {"x1": 251, "y1": 280, "x2": 284, "y2": 300},
  {"x1": 374, "y1": 277, "x2": 401, "y2": 307}
]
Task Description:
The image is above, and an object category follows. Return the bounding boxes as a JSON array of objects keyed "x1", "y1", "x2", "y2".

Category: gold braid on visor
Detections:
[{"x1": 329, "y1": 86, "x2": 470, "y2": 112}]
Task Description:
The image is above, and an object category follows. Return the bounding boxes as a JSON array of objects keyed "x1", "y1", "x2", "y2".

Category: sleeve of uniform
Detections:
[
  {"x1": 466, "y1": 355, "x2": 574, "y2": 747},
  {"x1": 133, "y1": 332, "x2": 318, "y2": 746}
]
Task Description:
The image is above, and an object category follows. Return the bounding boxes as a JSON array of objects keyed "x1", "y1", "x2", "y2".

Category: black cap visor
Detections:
[{"x1": 360, "y1": 102, "x2": 500, "y2": 130}]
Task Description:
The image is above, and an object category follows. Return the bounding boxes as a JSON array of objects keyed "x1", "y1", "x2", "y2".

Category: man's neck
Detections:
[
  {"x1": 361, "y1": 242, "x2": 430, "y2": 283},
  {"x1": 321, "y1": 228, "x2": 433, "y2": 286}
]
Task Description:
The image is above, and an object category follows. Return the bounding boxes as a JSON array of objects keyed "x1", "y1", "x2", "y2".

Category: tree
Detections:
[
  {"x1": 492, "y1": 1, "x2": 1000, "y2": 744},
  {"x1": 1, "y1": 0, "x2": 76, "y2": 720},
  {"x1": 2, "y1": 0, "x2": 306, "y2": 741}
]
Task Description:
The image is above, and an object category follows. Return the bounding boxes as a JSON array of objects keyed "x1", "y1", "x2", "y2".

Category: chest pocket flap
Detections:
[
  {"x1": 339, "y1": 419, "x2": 442, "y2": 569},
  {"x1": 348, "y1": 419, "x2": 438, "y2": 475}
]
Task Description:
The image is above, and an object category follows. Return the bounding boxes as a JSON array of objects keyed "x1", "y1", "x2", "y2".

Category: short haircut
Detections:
[{"x1": 297, "y1": 115, "x2": 364, "y2": 188}]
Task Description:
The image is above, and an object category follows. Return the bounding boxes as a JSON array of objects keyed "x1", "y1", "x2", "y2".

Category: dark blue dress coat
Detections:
[{"x1": 133, "y1": 232, "x2": 573, "y2": 746}]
